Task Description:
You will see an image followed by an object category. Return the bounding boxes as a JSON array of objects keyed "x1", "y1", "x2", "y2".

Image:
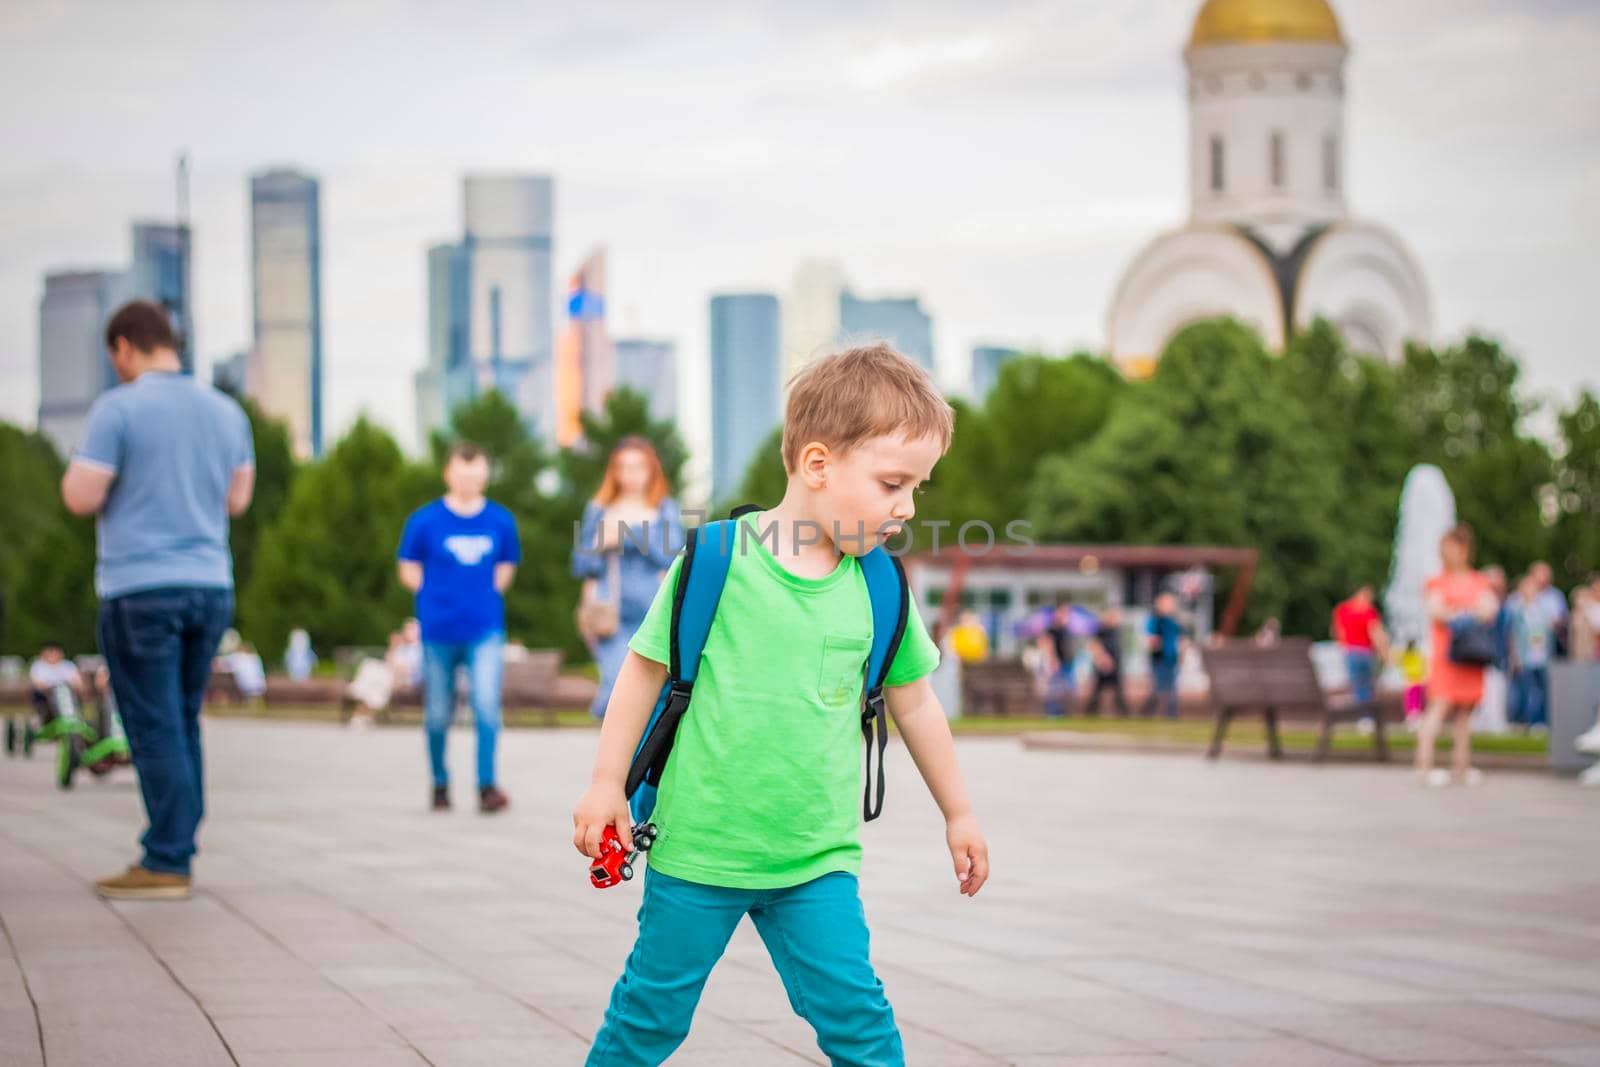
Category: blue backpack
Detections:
[{"x1": 624, "y1": 506, "x2": 911, "y2": 826}]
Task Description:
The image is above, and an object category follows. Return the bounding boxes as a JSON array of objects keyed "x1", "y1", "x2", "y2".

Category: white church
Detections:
[{"x1": 1108, "y1": 0, "x2": 1432, "y2": 377}]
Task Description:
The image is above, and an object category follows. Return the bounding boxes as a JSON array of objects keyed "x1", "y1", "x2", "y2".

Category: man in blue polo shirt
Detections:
[
  {"x1": 61, "y1": 300, "x2": 254, "y2": 901},
  {"x1": 397, "y1": 442, "x2": 520, "y2": 813}
]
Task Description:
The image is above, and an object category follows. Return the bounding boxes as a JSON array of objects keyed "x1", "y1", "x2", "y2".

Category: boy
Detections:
[
  {"x1": 397, "y1": 442, "x2": 520, "y2": 813},
  {"x1": 29, "y1": 641, "x2": 86, "y2": 721},
  {"x1": 572, "y1": 344, "x2": 989, "y2": 1067}
]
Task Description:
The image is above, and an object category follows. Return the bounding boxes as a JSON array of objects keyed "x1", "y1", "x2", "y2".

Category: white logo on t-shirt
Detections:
[{"x1": 443, "y1": 534, "x2": 495, "y2": 566}]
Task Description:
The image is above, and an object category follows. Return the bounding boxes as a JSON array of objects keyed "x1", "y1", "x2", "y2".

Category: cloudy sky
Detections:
[{"x1": 3, "y1": 0, "x2": 1596, "y2": 493}]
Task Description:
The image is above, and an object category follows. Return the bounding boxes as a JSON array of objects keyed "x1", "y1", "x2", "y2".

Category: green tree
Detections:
[
  {"x1": 969, "y1": 354, "x2": 1124, "y2": 524},
  {"x1": 239, "y1": 418, "x2": 434, "y2": 661},
  {"x1": 1026, "y1": 319, "x2": 1347, "y2": 635},
  {"x1": 0, "y1": 426, "x2": 97, "y2": 655},
  {"x1": 1549, "y1": 390, "x2": 1600, "y2": 589},
  {"x1": 229, "y1": 399, "x2": 297, "y2": 609},
  {"x1": 1277, "y1": 319, "x2": 1412, "y2": 598},
  {"x1": 720, "y1": 424, "x2": 787, "y2": 518},
  {"x1": 1396, "y1": 336, "x2": 1552, "y2": 578},
  {"x1": 8, "y1": 516, "x2": 98, "y2": 655},
  {"x1": 0, "y1": 425, "x2": 72, "y2": 652}
]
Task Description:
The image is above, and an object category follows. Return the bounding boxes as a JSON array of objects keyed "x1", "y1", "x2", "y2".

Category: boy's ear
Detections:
[{"x1": 798, "y1": 441, "x2": 831, "y2": 490}]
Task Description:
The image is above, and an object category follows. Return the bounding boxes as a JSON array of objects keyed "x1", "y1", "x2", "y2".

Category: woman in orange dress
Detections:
[{"x1": 1416, "y1": 525, "x2": 1500, "y2": 786}]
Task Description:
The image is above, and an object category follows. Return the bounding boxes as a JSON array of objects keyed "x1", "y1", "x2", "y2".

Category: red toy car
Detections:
[{"x1": 589, "y1": 821, "x2": 658, "y2": 889}]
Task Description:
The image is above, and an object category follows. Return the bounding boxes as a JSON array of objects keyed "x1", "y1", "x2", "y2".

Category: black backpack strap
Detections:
[{"x1": 859, "y1": 550, "x2": 910, "y2": 822}]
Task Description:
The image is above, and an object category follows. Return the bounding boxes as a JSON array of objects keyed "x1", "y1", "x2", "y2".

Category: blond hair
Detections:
[{"x1": 781, "y1": 342, "x2": 954, "y2": 472}]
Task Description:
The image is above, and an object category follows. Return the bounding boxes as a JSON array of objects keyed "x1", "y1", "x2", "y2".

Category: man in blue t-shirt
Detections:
[
  {"x1": 397, "y1": 443, "x2": 520, "y2": 813},
  {"x1": 1141, "y1": 592, "x2": 1185, "y2": 719},
  {"x1": 61, "y1": 301, "x2": 255, "y2": 901}
]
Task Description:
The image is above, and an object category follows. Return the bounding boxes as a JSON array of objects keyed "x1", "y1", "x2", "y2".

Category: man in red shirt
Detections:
[{"x1": 1332, "y1": 585, "x2": 1388, "y2": 706}]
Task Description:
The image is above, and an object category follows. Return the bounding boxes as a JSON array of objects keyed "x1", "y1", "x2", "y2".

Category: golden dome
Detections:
[{"x1": 1188, "y1": 0, "x2": 1345, "y2": 48}]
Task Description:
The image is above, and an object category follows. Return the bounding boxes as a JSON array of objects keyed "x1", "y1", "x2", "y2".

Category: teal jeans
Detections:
[{"x1": 586, "y1": 868, "x2": 903, "y2": 1066}]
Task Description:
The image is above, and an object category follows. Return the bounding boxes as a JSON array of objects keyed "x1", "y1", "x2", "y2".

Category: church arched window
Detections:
[
  {"x1": 1270, "y1": 131, "x2": 1286, "y2": 189},
  {"x1": 1210, "y1": 135, "x2": 1225, "y2": 194},
  {"x1": 1323, "y1": 133, "x2": 1339, "y2": 191}
]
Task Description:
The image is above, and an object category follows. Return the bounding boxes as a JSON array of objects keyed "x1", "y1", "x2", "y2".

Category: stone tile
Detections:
[
  {"x1": 0, "y1": 996, "x2": 43, "y2": 1067},
  {"x1": 1166, "y1": 1036, "x2": 1377, "y2": 1065},
  {"x1": 1006, "y1": 1057, "x2": 1183, "y2": 1066},
  {"x1": 5, "y1": 720, "x2": 1600, "y2": 1063},
  {"x1": 234, "y1": 1051, "x2": 431, "y2": 1067},
  {"x1": 210, "y1": 1012, "x2": 409, "y2": 1053},
  {"x1": 1538, "y1": 1050, "x2": 1600, "y2": 1067},
  {"x1": 410, "y1": 1033, "x2": 606, "y2": 1066},
  {"x1": 1477, "y1": 992, "x2": 1600, "y2": 1026},
  {"x1": 1370, "y1": 1000, "x2": 1600, "y2": 1049},
  {"x1": 43, "y1": 1017, "x2": 234, "y2": 1066},
  {"x1": 1052, "y1": 994, "x2": 1275, "y2": 1043},
  {"x1": 1280, "y1": 1015, "x2": 1514, "y2": 1062}
]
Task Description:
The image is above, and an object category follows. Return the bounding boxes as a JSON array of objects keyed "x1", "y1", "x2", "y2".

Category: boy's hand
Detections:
[
  {"x1": 946, "y1": 813, "x2": 989, "y2": 897},
  {"x1": 572, "y1": 782, "x2": 634, "y2": 858}
]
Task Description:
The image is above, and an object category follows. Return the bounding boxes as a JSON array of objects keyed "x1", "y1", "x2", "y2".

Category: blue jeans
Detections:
[
  {"x1": 1044, "y1": 664, "x2": 1075, "y2": 718},
  {"x1": 1144, "y1": 659, "x2": 1179, "y2": 718},
  {"x1": 588, "y1": 869, "x2": 902, "y2": 1067},
  {"x1": 97, "y1": 586, "x2": 233, "y2": 876},
  {"x1": 1509, "y1": 666, "x2": 1549, "y2": 727},
  {"x1": 1345, "y1": 649, "x2": 1376, "y2": 705},
  {"x1": 422, "y1": 632, "x2": 503, "y2": 789}
]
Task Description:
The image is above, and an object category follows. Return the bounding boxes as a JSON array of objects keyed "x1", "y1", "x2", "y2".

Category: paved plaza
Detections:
[{"x1": 2, "y1": 719, "x2": 1599, "y2": 1066}]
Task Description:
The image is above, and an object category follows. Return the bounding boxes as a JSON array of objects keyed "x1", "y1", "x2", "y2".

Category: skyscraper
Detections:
[
  {"x1": 710, "y1": 293, "x2": 781, "y2": 503},
  {"x1": 970, "y1": 345, "x2": 1021, "y2": 402},
  {"x1": 415, "y1": 242, "x2": 468, "y2": 448},
  {"x1": 462, "y1": 175, "x2": 555, "y2": 438},
  {"x1": 613, "y1": 338, "x2": 677, "y2": 423},
  {"x1": 37, "y1": 270, "x2": 125, "y2": 457},
  {"x1": 249, "y1": 168, "x2": 324, "y2": 457},
  {"x1": 129, "y1": 222, "x2": 194, "y2": 374},
  {"x1": 783, "y1": 258, "x2": 844, "y2": 384},
  {"x1": 555, "y1": 247, "x2": 612, "y2": 446},
  {"x1": 837, "y1": 290, "x2": 934, "y2": 372}
]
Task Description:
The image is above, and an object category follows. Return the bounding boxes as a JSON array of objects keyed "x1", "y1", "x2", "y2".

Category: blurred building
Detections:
[
  {"x1": 782, "y1": 258, "x2": 845, "y2": 384},
  {"x1": 36, "y1": 270, "x2": 125, "y2": 457},
  {"x1": 414, "y1": 242, "x2": 469, "y2": 449},
  {"x1": 970, "y1": 345, "x2": 1021, "y2": 402},
  {"x1": 462, "y1": 175, "x2": 555, "y2": 439},
  {"x1": 555, "y1": 247, "x2": 613, "y2": 447},
  {"x1": 837, "y1": 290, "x2": 934, "y2": 372},
  {"x1": 1108, "y1": 0, "x2": 1431, "y2": 376},
  {"x1": 710, "y1": 293, "x2": 781, "y2": 503},
  {"x1": 129, "y1": 222, "x2": 194, "y2": 375},
  {"x1": 212, "y1": 350, "x2": 249, "y2": 396},
  {"x1": 614, "y1": 338, "x2": 677, "y2": 423},
  {"x1": 248, "y1": 168, "x2": 324, "y2": 458}
]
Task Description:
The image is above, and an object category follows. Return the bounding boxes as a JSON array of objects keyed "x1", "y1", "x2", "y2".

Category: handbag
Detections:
[
  {"x1": 576, "y1": 554, "x2": 621, "y2": 643},
  {"x1": 1447, "y1": 616, "x2": 1497, "y2": 667}
]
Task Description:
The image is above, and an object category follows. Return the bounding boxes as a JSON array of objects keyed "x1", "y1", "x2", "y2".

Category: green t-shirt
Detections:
[{"x1": 627, "y1": 512, "x2": 940, "y2": 889}]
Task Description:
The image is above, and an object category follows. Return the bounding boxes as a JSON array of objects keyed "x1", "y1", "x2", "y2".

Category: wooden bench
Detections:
[
  {"x1": 1200, "y1": 638, "x2": 1387, "y2": 762},
  {"x1": 959, "y1": 659, "x2": 1044, "y2": 717}
]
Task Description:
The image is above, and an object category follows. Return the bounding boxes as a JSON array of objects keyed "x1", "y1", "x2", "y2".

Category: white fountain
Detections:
[{"x1": 1384, "y1": 464, "x2": 1456, "y2": 651}]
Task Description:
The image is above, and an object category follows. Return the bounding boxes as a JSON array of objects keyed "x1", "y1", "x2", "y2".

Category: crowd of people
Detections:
[{"x1": 951, "y1": 592, "x2": 1187, "y2": 720}]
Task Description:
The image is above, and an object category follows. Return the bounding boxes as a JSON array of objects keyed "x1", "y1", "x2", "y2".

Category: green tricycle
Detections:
[{"x1": 4, "y1": 682, "x2": 132, "y2": 789}]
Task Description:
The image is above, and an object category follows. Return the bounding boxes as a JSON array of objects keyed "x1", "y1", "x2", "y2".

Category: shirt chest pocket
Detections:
[{"x1": 817, "y1": 634, "x2": 872, "y2": 708}]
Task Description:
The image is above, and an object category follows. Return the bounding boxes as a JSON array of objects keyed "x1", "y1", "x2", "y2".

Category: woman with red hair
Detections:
[{"x1": 571, "y1": 437, "x2": 684, "y2": 718}]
